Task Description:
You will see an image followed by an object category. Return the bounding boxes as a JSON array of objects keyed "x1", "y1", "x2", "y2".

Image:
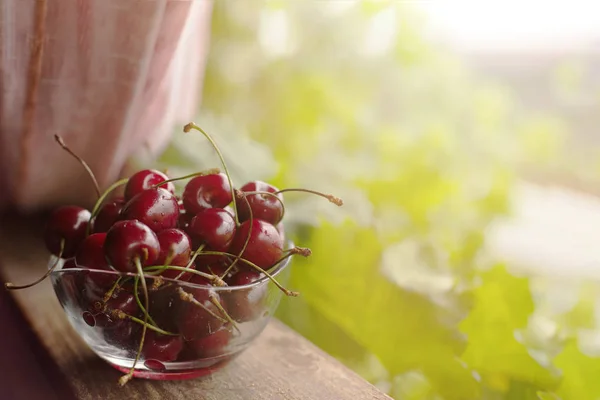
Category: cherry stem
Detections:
[
  {"x1": 112, "y1": 310, "x2": 178, "y2": 336},
  {"x1": 239, "y1": 190, "x2": 286, "y2": 221},
  {"x1": 284, "y1": 246, "x2": 312, "y2": 257},
  {"x1": 173, "y1": 244, "x2": 205, "y2": 281},
  {"x1": 143, "y1": 265, "x2": 226, "y2": 286},
  {"x1": 153, "y1": 168, "x2": 221, "y2": 188},
  {"x1": 88, "y1": 177, "x2": 129, "y2": 235},
  {"x1": 133, "y1": 276, "x2": 159, "y2": 327},
  {"x1": 275, "y1": 188, "x2": 343, "y2": 206},
  {"x1": 183, "y1": 122, "x2": 239, "y2": 225},
  {"x1": 102, "y1": 277, "x2": 124, "y2": 303},
  {"x1": 5, "y1": 240, "x2": 64, "y2": 290},
  {"x1": 209, "y1": 294, "x2": 240, "y2": 334},
  {"x1": 201, "y1": 251, "x2": 299, "y2": 297},
  {"x1": 118, "y1": 258, "x2": 150, "y2": 386},
  {"x1": 176, "y1": 287, "x2": 228, "y2": 323},
  {"x1": 221, "y1": 191, "x2": 253, "y2": 279},
  {"x1": 54, "y1": 135, "x2": 101, "y2": 199}
]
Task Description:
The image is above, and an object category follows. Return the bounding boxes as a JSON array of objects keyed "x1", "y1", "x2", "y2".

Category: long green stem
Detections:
[
  {"x1": 113, "y1": 310, "x2": 178, "y2": 336},
  {"x1": 201, "y1": 251, "x2": 298, "y2": 297},
  {"x1": 221, "y1": 191, "x2": 253, "y2": 279},
  {"x1": 153, "y1": 168, "x2": 220, "y2": 188},
  {"x1": 118, "y1": 258, "x2": 150, "y2": 386},
  {"x1": 173, "y1": 244, "x2": 205, "y2": 281},
  {"x1": 238, "y1": 190, "x2": 286, "y2": 222},
  {"x1": 176, "y1": 288, "x2": 227, "y2": 323},
  {"x1": 183, "y1": 122, "x2": 239, "y2": 224},
  {"x1": 54, "y1": 135, "x2": 101, "y2": 198},
  {"x1": 5, "y1": 239, "x2": 65, "y2": 290},
  {"x1": 143, "y1": 265, "x2": 225, "y2": 286},
  {"x1": 88, "y1": 178, "x2": 129, "y2": 235},
  {"x1": 275, "y1": 188, "x2": 343, "y2": 206},
  {"x1": 133, "y1": 276, "x2": 158, "y2": 327}
]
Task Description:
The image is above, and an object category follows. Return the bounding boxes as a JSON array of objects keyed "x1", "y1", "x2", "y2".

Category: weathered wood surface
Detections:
[{"x1": 0, "y1": 215, "x2": 391, "y2": 400}]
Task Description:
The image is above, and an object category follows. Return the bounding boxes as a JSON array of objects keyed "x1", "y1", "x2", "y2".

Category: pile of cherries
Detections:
[{"x1": 5, "y1": 123, "x2": 341, "y2": 385}]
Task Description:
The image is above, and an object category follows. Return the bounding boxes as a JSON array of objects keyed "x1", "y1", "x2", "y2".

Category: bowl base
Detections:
[{"x1": 109, "y1": 358, "x2": 231, "y2": 381}]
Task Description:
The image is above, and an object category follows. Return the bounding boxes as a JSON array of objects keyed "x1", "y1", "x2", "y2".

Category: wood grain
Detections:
[{"x1": 0, "y1": 215, "x2": 391, "y2": 400}]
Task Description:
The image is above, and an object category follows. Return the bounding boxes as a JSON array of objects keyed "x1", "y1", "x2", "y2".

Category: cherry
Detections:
[
  {"x1": 182, "y1": 173, "x2": 232, "y2": 215},
  {"x1": 44, "y1": 206, "x2": 91, "y2": 258},
  {"x1": 156, "y1": 229, "x2": 192, "y2": 280},
  {"x1": 149, "y1": 286, "x2": 180, "y2": 332},
  {"x1": 75, "y1": 233, "x2": 117, "y2": 287},
  {"x1": 142, "y1": 331, "x2": 184, "y2": 362},
  {"x1": 124, "y1": 169, "x2": 175, "y2": 201},
  {"x1": 93, "y1": 198, "x2": 125, "y2": 233},
  {"x1": 187, "y1": 208, "x2": 236, "y2": 252},
  {"x1": 226, "y1": 271, "x2": 266, "y2": 322},
  {"x1": 105, "y1": 290, "x2": 139, "y2": 316},
  {"x1": 236, "y1": 181, "x2": 284, "y2": 225},
  {"x1": 176, "y1": 276, "x2": 225, "y2": 340},
  {"x1": 230, "y1": 220, "x2": 284, "y2": 269},
  {"x1": 104, "y1": 320, "x2": 141, "y2": 348},
  {"x1": 104, "y1": 220, "x2": 160, "y2": 272},
  {"x1": 121, "y1": 188, "x2": 180, "y2": 233},
  {"x1": 186, "y1": 327, "x2": 231, "y2": 358}
]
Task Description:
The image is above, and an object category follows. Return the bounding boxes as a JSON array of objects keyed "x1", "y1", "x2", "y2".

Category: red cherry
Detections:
[
  {"x1": 187, "y1": 208, "x2": 236, "y2": 252},
  {"x1": 149, "y1": 286, "x2": 180, "y2": 332},
  {"x1": 121, "y1": 188, "x2": 180, "y2": 233},
  {"x1": 230, "y1": 220, "x2": 284, "y2": 269},
  {"x1": 186, "y1": 327, "x2": 232, "y2": 358},
  {"x1": 182, "y1": 173, "x2": 232, "y2": 215},
  {"x1": 93, "y1": 198, "x2": 125, "y2": 233},
  {"x1": 44, "y1": 206, "x2": 91, "y2": 258},
  {"x1": 156, "y1": 229, "x2": 193, "y2": 280},
  {"x1": 236, "y1": 181, "x2": 284, "y2": 225},
  {"x1": 142, "y1": 331, "x2": 184, "y2": 362},
  {"x1": 226, "y1": 271, "x2": 267, "y2": 322},
  {"x1": 75, "y1": 233, "x2": 117, "y2": 287},
  {"x1": 124, "y1": 169, "x2": 175, "y2": 201},
  {"x1": 104, "y1": 220, "x2": 160, "y2": 272},
  {"x1": 176, "y1": 276, "x2": 225, "y2": 340},
  {"x1": 104, "y1": 320, "x2": 141, "y2": 347}
]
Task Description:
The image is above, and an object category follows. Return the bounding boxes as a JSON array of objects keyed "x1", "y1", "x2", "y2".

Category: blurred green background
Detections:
[{"x1": 153, "y1": 2, "x2": 600, "y2": 399}]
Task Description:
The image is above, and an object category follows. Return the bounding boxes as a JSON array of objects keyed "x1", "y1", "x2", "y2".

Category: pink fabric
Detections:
[{"x1": 0, "y1": 0, "x2": 212, "y2": 212}]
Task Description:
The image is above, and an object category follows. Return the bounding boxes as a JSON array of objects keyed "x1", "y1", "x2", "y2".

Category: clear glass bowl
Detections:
[{"x1": 49, "y1": 255, "x2": 292, "y2": 380}]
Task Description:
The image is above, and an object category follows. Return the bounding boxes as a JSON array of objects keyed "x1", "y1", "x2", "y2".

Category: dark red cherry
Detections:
[
  {"x1": 124, "y1": 169, "x2": 175, "y2": 201},
  {"x1": 186, "y1": 327, "x2": 231, "y2": 358},
  {"x1": 149, "y1": 286, "x2": 180, "y2": 332},
  {"x1": 182, "y1": 173, "x2": 232, "y2": 215},
  {"x1": 187, "y1": 208, "x2": 236, "y2": 252},
  {"x1": 121, "y1": 188, "x2": 180, "y2": 233},
  {"x1": 226, "y1": 271, "x2": 266, "y2": 322},
  {"x1": 230, "y1": 220, "x2": 284, "y2": 269},
  {"x1": 236, "y1": 181, "x2": 284, "y2": 225},
  {"x1": 156, "y1": 229, "x2": 193, "y2": 280},
  {"x1": 142, "y1": 331, "x2": 184, "y2": 362},
  {"x1": 176, "y1": 276, "x2": 225, "y2": 340},
  {"x1": 104, "y1": 320, "x2": 141, "y2": 348},
  {"x1": 105, "y1": 290, "x2": 139, "y2": 316},
  {"x1": 104, "y1": 220, "x2": 160, "y2": 272},
  {"x1": 75, "y1": 233, "x2": 117, "y2": 287},
  {"x1": 93, "y1": 198, "x2": 125, "y2": 233},
  {"x1": 44, "y1": 206, "x2": 91, "y2": 258}
]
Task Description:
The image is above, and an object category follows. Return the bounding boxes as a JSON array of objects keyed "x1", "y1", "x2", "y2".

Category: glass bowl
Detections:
[{"x1": 49, "y1": 255, "x2": 292, "y2": 380}]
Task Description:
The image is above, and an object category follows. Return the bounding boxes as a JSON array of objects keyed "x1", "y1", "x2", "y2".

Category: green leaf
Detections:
[
  {"x1": 459, "y1": 265, "x2": 561, "y2": 392},
  {"x1": 290, "y1": 220, "x2": 480, "y2": 400},
  {"x1": 554, "y1": 339, "x2": 600, "y2": 400}
]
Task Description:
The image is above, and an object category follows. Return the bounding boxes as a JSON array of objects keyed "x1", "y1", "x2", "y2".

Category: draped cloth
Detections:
[{"x1": 0, "y1": 0, "x2": 213, "y2": 211}]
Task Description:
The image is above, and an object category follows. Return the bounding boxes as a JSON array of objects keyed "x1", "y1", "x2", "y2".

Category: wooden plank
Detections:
[{"x1": 0, "y1": 214, "x2": 391, "y2": 400}]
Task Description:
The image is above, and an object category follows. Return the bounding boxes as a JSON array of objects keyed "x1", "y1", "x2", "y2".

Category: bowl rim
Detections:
[{"x1": 49, "y1": 246, "x2": 293, "y2": 293}]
